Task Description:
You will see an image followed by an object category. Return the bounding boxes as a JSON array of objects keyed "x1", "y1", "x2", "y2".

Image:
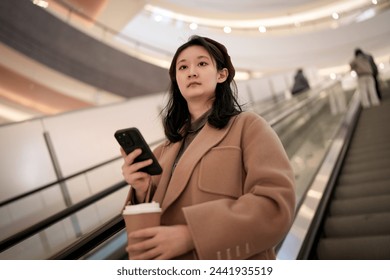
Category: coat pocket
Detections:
[{"x1": 198, "y1": 146, "x2": 242, "y2": 198}]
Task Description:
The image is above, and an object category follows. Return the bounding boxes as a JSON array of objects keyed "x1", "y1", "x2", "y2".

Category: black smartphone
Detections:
[{"x1": 114, "y1": 127, "x2": 162, "y2": 175}]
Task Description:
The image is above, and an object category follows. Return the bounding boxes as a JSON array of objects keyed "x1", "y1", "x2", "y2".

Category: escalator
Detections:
[
  {"x1": 309, "y1": 88, "x2": 390, "y2": 259},
  {"x1": 278, "y1": 84, "x2": 390, "y2": 260}
]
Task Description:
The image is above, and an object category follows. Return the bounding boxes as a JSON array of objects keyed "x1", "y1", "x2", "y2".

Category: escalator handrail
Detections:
[
  {"x1": 257, "y1": 81, "x2": 330, "y2": 118},
  {"x1": 0, "y1": 180, "x2": 128, "y2": 253},
  {"x1": 49, "y1": 214, "x2": 125, "y2": 260},
  {"x1": 267, "y1": 86, "x2": 329, "y2": 126}
]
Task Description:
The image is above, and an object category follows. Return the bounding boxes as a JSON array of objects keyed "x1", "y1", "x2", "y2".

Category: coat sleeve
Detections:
[{"x1": 182, "y1": 115, "x2": 296, "y2": 259}]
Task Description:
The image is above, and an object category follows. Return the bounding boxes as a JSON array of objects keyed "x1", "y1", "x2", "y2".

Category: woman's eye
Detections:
[
  {"x1": 199, "y1": 61, "x2": 208, "y2": 66},
  {"x1": 178, "y1": 65, "x2": 187, "y2": 70}
]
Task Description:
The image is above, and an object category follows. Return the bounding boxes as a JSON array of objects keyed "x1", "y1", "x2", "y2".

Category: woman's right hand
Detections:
[{"x1": 121, "y1": 148, "x2": 152, "y2": 202}]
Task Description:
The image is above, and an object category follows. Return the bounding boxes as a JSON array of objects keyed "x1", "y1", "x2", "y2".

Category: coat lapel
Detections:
[
  {"x1": 152, "y1": 141, "x2": 181, "y2": 205},
  {"x1": 159, "y1": 120, "x2": 234, "y2": 211}
]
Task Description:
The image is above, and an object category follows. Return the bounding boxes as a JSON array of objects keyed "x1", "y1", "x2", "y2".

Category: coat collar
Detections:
[{"x1": 154, "y1": 116, "x2": 237, "y2": 210}]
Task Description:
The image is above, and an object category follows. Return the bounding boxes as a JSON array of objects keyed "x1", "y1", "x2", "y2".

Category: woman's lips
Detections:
[{"x1": 188, "y1": 82, "x2": 201, "y2": 87}]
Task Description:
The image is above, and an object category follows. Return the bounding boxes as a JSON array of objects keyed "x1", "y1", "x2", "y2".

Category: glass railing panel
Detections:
[
  {"x1": 0, "y1": 187, "x2": 128, "y2": 260},
  {"x1": 275, "y1": 88, "x2": 355, "y2": 205}
]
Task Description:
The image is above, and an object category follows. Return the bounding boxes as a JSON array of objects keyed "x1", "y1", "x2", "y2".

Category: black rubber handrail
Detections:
[
  {"x1": 49, "y1": 214, "x2": 125, "y2": 260},
  {"x1": 0, "y1": 180, "x2": 127, "y2": 253}
]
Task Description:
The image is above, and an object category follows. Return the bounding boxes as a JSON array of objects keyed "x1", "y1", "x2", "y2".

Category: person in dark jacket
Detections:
[{"x1": 291, "y1": 69, "x2": 310, "y2": 95}]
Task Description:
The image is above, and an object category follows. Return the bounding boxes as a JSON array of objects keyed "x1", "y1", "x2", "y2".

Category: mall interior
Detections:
[{"x1": 0, "y1": 0, "x2": 390, "y2": 260}]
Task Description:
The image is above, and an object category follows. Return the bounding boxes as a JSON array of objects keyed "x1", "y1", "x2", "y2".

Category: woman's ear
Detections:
[{"x1": 217, "y1": 68, "x2": 229, "y2": 83}]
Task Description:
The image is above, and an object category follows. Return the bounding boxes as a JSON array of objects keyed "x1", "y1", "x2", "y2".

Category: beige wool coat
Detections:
[{"x1": 125, "y1": 111, "x2": 296, "y2": 260}]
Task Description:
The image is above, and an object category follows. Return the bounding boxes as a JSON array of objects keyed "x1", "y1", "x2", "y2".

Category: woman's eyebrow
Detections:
[
  {"x1": 197, "y1": 55, "x2": 210, "y2": 60},
  {"x1": 177, "y1": 55, "x2": 211, "y2": 65},
  {"x1": 177, "y1": 58, "x2": 187, "y2": 65}
]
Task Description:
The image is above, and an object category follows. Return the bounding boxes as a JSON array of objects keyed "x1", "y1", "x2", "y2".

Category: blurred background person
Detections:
[
  {"x1": 291, "y1": 68, "x2": 310, "y2": 95},
  {"x1": 350, "y1": 49, "x2": 380, "y2": 108},
  {"x1": 355, "y1": 48, "x2": 382, "y2": 100}
]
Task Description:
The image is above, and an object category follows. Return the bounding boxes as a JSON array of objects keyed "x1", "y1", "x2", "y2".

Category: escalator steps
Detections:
[
  {"x1": 341, "y1": 158, "x2": 390, "y2": 174},
  {"x1": 323, "y1": 212, "x2": 390, "y2": 237},
  {"x1": 329, "y1": 195, "x2": 390, "y2": 216},
  {"x1": 337, "y1": 168, "x2": 390, "y2": 185},
  {"x1": 334, "y1": 179, "x2": 390, "y2": 198},
  {"x1": 317, "y1": 235, "x2": 390, "y2": 260},
  {"x1": 315, "y1": 87, "x2": 390, "y2": 260},
  {"x1": 345, "y1": 148, "x2": 390, "y2": 163}
]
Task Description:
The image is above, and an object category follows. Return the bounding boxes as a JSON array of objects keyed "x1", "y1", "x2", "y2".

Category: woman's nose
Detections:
[
  {"x1": 188, "y1": 67, "x2": 198, "y2": 78},
  {"x1": 188, "y1": 72, "x2": 198, "y2": 78}
]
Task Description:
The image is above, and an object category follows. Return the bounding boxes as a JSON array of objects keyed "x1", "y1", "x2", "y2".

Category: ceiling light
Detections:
[
  {"x1": 332, "y1": 12, "x2": 339, "y2": 19},
  {"x1": 189, "y1": 22, "x2": 198, "y2": 30},
  {"x1": 154, "y1": 15, "x2": 162, "y2": 22},
  {"x1": 258, "y1": 26, "x2": 267, "y2": 33},
  {"x1": 223, "y1": 26, "x2": 232, "y2": 33},
  {"x1": 355, "y1": 8, "x2": 376, "y2": 22},
  {"x1": 372, "y1": 0, "x2": 378, "y2": 4}
]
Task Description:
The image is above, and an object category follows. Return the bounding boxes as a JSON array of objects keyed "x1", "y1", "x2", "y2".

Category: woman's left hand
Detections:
[{"x1": 126, "y1": 225, "x2": 195, "y2": 260}]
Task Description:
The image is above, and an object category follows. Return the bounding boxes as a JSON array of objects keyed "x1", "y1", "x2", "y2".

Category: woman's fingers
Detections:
[
  {"x1": 127, "y1": 228, "x2": 162, "y2": 260},
  {"x1": 122, "y1": 148, "x2": 142, "y2": 164}
]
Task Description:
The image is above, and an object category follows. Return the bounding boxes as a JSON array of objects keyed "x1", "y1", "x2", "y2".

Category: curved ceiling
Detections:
[{"x1": 82, "y1": 0, "x2": 390, "y2": 77}]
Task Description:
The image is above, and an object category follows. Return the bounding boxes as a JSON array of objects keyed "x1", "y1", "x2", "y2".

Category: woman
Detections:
[{"x1": 121, "y1": 35, "x2": 295, "y2": 260}]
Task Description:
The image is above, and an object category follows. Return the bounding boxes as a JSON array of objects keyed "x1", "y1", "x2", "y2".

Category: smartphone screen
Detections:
[{"x1": 114, "y1": 127, "x2": 162, "y2": 175}]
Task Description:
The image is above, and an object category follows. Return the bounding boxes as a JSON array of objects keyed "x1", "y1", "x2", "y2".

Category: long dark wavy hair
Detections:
[{"x1": 162, "y1": 35, "x2": 242, "y2": 143}]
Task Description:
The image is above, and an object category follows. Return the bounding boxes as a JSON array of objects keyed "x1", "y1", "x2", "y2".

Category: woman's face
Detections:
[{"x1": 175, "y1": 45, "x2": 227, "y2": 105}]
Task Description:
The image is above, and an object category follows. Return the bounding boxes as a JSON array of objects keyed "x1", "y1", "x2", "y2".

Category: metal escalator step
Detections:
[
  {"x1": 337, "y1": 169, "x2": 390, "y2": 185},
  {"x1": 341, "y1": 158, "x2": 390, "y2": 173},
  {"x1": 334, "y1": 179, "x2": 390, "y2": 198},
  {"x1": 346, "y1": 146, "x2": 390, "y2": 159},
  {"x1": 351, "y1": 134, "x2": 390, "y2": 145},
  {"x1": 317, "y1": 235, "x2": 390, "y2": 260},
  {"x1": 329, "y1": 195, "x2": 390, "y2": 216},
  {"x1": 323, "y1": 213, "x2": 390, "y2": 237}
]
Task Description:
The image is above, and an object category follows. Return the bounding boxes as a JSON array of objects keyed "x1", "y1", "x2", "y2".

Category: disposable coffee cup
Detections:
[{"x1": 122, "y1": 201, "x2": 161, "y2": 259}]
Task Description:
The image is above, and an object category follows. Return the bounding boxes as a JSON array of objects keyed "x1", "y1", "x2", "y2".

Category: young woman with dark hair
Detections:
[{"x1": 120, "y1": 35, "x2": 295, "y2": 260}]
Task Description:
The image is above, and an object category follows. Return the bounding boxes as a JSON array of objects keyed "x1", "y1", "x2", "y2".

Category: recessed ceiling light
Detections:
[
  {"x1": 223, "y1": 26, "x2": 232, "y2": 33},
  {"x1": 154, "y1": 15, "x2": 162, "y2": 22},
  {"x1": 189, "y1": 22, "x2": 198, "y2": 30}
]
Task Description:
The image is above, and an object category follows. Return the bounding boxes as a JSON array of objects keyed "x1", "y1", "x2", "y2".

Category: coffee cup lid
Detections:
[{"x1": 123, "y1": 201, "x2": 161, "y2": 215}]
